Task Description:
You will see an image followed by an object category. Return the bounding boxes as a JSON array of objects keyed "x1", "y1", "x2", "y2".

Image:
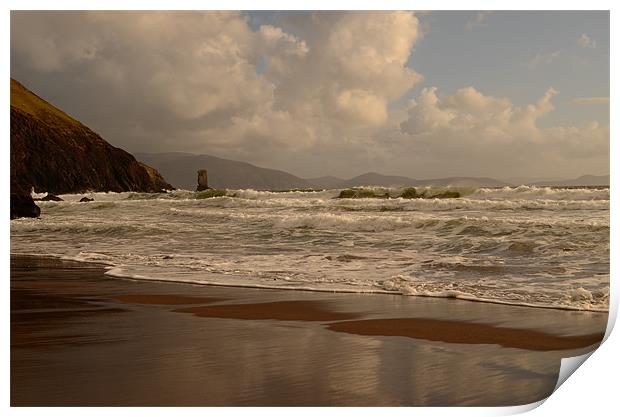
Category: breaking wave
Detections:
[{"x1": 12, "y1": 184, "x2": 609, "y2": 313}]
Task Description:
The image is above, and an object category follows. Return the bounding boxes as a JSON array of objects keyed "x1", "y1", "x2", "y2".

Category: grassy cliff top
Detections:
[{"x1": 10, "y1": 78, "x2": 85, "y2": 131}]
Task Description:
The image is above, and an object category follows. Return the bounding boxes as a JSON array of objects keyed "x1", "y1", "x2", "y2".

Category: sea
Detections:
[{"x1": 10, "y1": 185, "x2": 609, "y2": 312}]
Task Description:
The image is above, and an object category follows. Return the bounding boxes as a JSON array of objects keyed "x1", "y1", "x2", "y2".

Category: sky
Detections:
[{"x1": 10, "y1": 11, "x2": 610, "y2": 180}]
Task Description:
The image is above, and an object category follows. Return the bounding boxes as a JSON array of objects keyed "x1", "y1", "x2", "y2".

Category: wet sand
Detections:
[
  {"x1": 326, "y1": 318, "x2": 603, "y2": 352},
  {"x1": 112, "y1": 294, "x2": 224, "y2": 305},
  {"x1": 174, "y1": 300, "x2": 360, "y2": 321},
  {"x1": 11, "y1": 255, "x2": 607, "y2": 406}
]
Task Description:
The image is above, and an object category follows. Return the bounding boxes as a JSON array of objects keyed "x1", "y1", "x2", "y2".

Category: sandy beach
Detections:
[{"x1": 11, "y1": 254, "x2": 607, "y2": 406}]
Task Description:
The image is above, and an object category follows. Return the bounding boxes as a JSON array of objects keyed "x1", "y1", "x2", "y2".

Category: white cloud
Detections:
[
  {"x1": 401, "y1": 86, "x2": 560, "y2": 138},
  {"x1": 397, "y1": 86, "x2": 607, "y2": 173},
  {"x1": 577, "y1": 33, "x2": 596, "y2": 48},
  {"x1": 334, "y1": 89, "x2": 388, "y2": 127},
  {"x1": 399, "y1": 87, "x2": 456, "y2": 135}
]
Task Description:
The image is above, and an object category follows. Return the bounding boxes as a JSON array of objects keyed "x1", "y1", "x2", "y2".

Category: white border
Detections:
[{"x1": 3, "y1": 2, "x2": 617, "y2": 416}]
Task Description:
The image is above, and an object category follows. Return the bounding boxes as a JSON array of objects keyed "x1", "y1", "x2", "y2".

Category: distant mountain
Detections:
[
  {"x1": 10, "y1": 79, "x2": 172, "y2": 218},
  {"x1": 136, "y1": 152, "x2": 312, "y2": 190},
  {"x1": 135, "y1": 152, "x2": 514, "y2": 191},
  {"x1": 320, "y1": 172, "x2": 509, "y2": 188},
  {"x1": 339, "y1": 172, "x2": 417, "y2": 188},
  {"x1": 306, "y1": 176, "x2": 346, "y2": 189},
  {"x1": 413, "y1": 177, "x2": 510, "y2": 187},
  {"x1": 502, "y1": 176, "x2": 564, "y2": 186},
  {"x1": 532, "y1": 175, "x2": 609, "y2": 187}
]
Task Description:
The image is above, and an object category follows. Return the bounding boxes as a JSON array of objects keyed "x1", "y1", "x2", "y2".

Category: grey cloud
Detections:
[{"x1": 10, "y1": 11, "x2": 609, "y2": 180}]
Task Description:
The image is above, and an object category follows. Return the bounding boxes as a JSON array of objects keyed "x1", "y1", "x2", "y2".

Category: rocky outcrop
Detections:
[
  {"x1": 400, "y1": 187, "x2": 460, "y2": 199},
  {"x1": 196, "y1": 169, "x2": 209, "y2": 191},
  {"x1": 337, "y1": 188, "x2": 390, "y2": 199},
  {"x1": 138, "y1": 162, "x2": 171, "y2": 191},
  {"x1": 42, "y1": 194, "x2": 63, "y2": 201},
  {"x1": 337, "y1": 187, "x2": 461, "y2": 199},
  {"x1": 10, "y1": 79, "x2": 174, "y2": 203},
  {"x1": 10, "y1": 193, "x2": 41, "y2": 219},
  {"x1": 33, "y1": 194, "x2": 63, "y2": 202}
]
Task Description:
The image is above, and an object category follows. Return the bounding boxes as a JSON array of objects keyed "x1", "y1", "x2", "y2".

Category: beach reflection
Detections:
[{"x1": 10, "y1": 256, "x2": 604, "y2": 406}]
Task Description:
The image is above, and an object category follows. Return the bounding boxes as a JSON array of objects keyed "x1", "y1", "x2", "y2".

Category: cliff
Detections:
[{"x1": 10, "y1": 78, "x2": 173, "y2": 199}]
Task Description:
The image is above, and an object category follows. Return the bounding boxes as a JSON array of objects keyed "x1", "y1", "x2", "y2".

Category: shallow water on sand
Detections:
[{"x1": 11, "y1": 255, "x2": 606, "y2": 406}]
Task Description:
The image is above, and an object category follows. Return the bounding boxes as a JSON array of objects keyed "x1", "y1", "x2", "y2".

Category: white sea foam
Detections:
[
  {"x1": 473, "y1": 185, "x2": 609, "y2": 200},
  {"x1": 10, "y1": 186, "x2": 609, "y2": 312}
]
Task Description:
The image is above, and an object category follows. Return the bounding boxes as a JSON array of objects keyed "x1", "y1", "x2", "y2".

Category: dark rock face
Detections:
[
  {"x1": 10, "y1": 79, "x2": 174, "y2": 199},
  {"x1": 79, "y1": 197, "x2": 94, "y2": 202},
  {"x1": 196, "y1": 169, "x2": 209, "y2": 191},
  {"x1": 10, "y1": 193, "x2": 41, "y2": 219}
]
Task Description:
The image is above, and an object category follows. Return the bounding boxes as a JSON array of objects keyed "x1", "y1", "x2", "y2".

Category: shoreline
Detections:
[
  {"x1": 11, "y1": 254, "x2": 607, "y2": 406},
  {"x1": 11, "y1": 251, "x2": 610, "y2": 314}
]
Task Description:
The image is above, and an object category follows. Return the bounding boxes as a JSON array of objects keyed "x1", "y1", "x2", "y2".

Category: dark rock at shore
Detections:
[
  {"x1": 337, "y1": 188, "x2": 390, "y2": 199},
  {"x1": 337, "y1": 186, "x2": 462, "y2": 200},
  {"x1": 34, "y1": 193, "x2": 63, "y2": 202},
  {"x1": 400, "y1": 187, "x2": 419, "y2": 199},
  {"x1": 79, "y1": 197, "x2": 94, "y2": 202},
  {"x1": 11, "y1": 193, "x2": 41, "y2": 219},
  {"x1": 196, "y1": 169, "x2": 210, "y2": 191},
  {"x1": 10, "y1": 79, "x2": 174, "y2": 199},
  {"x1": 400, "y1": 187, "x2": 460, "y2": 199},
  {"x1": 195, "y1": 189, "x2": 227, "y2": 199},
  {"x1": 430, "y1": 190, "x2": 460, "y2": 199}
]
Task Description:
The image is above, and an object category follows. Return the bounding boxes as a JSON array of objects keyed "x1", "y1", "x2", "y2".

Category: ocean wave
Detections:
[
  {"x1": 228, "y1": 188, "x2": 340, "y2": 200},
  {"x1": 267, "y1": 212, "x2": 607, "y2": 236},
  {"x1": 97, "y1": 261, "x2": 608, "y2": 313},
  {"x1": 12, "y1": 183, "x2": 608, "y2": 315},
  {"x1": 11, "y1": 219, "x2": 172, "y2": 237},
  {"x1": 152, "y1": 194, "x2": 609, "y2": 212},
  {"x1": 16, "y1": 205, "x2": 608, "y2": 240},
  {"x1": 375, "y1": 275, "x2": 609, "y2": 312},
  {"x1": 53, "y1": 185, "x2": 609, "y2": 205},
  {"x1": 272, "y1": 212, "x2": 412, "y2": 232},
  {"x1": 225, "y1": 185, "x2": 609, "y2": 202},
  {"x1": 473, "y1": 185, "x2": 609, "y2": 201}
]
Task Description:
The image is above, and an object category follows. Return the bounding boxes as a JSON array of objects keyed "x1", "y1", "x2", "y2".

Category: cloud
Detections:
[
  {"x1": 572, "y1": 97, "x2": 609, "y2": 105},
  {"x1": 465, "y1": 11, "x2": 491, "y2": 31},
  {"x1": 577, "y1": 33, "x2": 596, "y2": 48},
  {"x1": 334, "y1": 89, "x2": 388, "y2": 127},
  {"x1": 10, "y1": 11, "x2": 609, "y2": 179},
  {"x1": 11, "y1": 11, "x2": 422, "y2": 159},
  {"x1": 400, "y1": 86, "x2": 558, "y2": 138},
  {"x1": 572, "y1": 97, "x2": 609, "y2": 104},
  {"x1": 396, "y1": 86, "x2": 608, "y2": 176},
  {"x1": 526, "y1": 50, "x2": 561, "y2": 69},
  {"x1": 399, "y1": 87, "x2": 456, "y2": 135}
]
